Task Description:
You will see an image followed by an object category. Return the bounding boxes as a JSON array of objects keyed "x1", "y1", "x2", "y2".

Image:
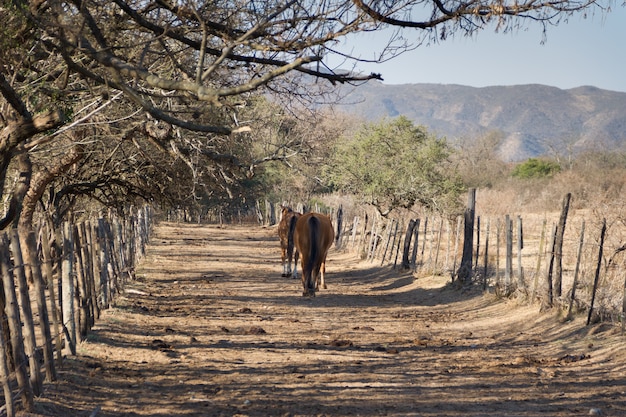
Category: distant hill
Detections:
[{"x1": 331, "y1": 82, "x2": 626, "y2": 161}]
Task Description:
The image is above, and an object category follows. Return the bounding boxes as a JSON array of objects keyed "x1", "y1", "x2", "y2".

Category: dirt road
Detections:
[{"x1": 37, "y1": 222, "x2": 626, "y2": 416}]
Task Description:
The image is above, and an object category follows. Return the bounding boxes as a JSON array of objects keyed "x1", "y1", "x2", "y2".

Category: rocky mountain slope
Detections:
[{"x1": 332, "y1": 82, "x2": 626, "y2": 161}]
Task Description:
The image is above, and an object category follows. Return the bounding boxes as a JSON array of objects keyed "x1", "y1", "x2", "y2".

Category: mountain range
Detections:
[{"x1": 332, "y1": 82, "x2": 626, "y2": 161}]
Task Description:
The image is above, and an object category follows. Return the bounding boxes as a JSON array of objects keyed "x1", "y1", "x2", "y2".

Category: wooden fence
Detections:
[
  {"x1": 261, "y1": 196, "x2": 625, "y2": 328},
  {"x1": 0, "y1": 206, "x2": 153, "y2": 416},
  {"x1": 330, "y1": 200, "x2": 625, "y2": 327}
]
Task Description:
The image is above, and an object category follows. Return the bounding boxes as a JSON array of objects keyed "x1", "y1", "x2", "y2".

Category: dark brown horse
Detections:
[
  {"x1": 277, "y1": 205, "x2": 301, "y2": 277},
  {"x1": 294, "y1": 212, "x2": 335, "y2": 296}
]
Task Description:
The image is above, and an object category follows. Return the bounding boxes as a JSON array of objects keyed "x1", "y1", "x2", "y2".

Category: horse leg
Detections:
[
  {"x1": 314, "y1": 268, "x2": 320, "y2": 291},
  {"x1": 281, "y1": 247, "x2": 289, "y2": 277},
  {"x1": 320, "y1": 260, "x2": 327, "y2": 289},
  {"x1": 302, "y1": 271, "x2": 315, "y2": 296},
  {"x1": 293, "y1": 250, "x2": 299, "y2": 279},
  {"x1": 285, "y1": 245, "x2": 294, "y2": 278}
]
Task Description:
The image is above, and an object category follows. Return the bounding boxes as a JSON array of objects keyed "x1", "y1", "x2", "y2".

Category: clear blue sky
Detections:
[{"x1": 328, "y1": 5, "x2": 626, "y2": 93}]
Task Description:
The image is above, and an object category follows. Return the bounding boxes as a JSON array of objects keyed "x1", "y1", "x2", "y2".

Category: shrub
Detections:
[{"x1": 511, "y1": 158, "x2": 561, "y2": 179}]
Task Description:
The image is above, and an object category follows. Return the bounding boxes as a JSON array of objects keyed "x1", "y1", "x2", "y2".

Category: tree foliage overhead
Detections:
[
  {"x1": 325, "y1": 116, "x2": 465, "y2": 216},
  {"x1": 0, "y1": 0, "x2": 612, "y2": 229}
]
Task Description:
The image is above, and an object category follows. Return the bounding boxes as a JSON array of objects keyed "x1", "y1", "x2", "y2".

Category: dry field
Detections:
[{"x1": 32, "y1": 221, "x2": 626, "y2": 417}]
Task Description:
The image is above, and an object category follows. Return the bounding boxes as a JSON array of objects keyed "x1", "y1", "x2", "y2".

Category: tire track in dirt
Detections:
[{"x1": 37, "y1": 222, "x2": 626, "y2": 417}]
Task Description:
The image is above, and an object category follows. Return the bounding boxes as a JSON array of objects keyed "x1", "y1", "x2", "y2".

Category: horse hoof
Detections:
[
  {"x1": 281, "y1": 273, "x2": 288, "y2": 277},
  {"x1": 302, "y1": 290, "x2": 316, "y2": 297}
]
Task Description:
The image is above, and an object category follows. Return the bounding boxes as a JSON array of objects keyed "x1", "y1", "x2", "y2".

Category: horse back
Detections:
[
  {"x1": 278, "y1": 206, "x2": 299, "y2": 247},
  {"x1": 295, "y1": 213, "x2": 334, "y2": 266}
]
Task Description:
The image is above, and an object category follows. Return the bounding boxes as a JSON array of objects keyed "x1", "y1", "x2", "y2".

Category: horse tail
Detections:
[
  {"x1": 287, "y1": 214, "x2": 297, "y2": 259},
  {"x1": 306, "y1": 216, "x2": 320, "y2": 285}
]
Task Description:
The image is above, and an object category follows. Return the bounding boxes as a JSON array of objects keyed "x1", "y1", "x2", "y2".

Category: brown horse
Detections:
[
  {"x1": 294, "y1": 212, "x2": 335, "y2": 296},
  {"x1": 277, "y1": 205, "x2": 301, "y2": 277}
]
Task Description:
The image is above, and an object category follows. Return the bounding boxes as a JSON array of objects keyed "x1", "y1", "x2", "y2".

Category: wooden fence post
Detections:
[
  {"x1": 41, "y1": 221, "x2": 63, "y2": 363},
  {"x1": 380, "y1": 219, "x2": 395, "y2": 265},
  {"x1": 9, "y1": 229, "x2": 43, "y2": 396},
  {"x1": 452, "y1": 216, "x2": 461, "y2": 281},
  {"x1": 410, "y1": 219, "x2": 421, "y2": 270},
  {"x1": 457, "y1": 188, "x2": 476, "y2": 282},
  {"x1": 517, "y1": 215, "x2": 524, "y2": 291},
  {"x1": 532, "y1": 219, "x2": 547, "y2": 301},
  {"x1": 0, "y1": 315, "x2": 14, "y2": 417},
  {"x1": 554, "y1": 193, "x2": 572, "y2": 297},
  {"x1": 87, "y1": 221, "x2": 102, "y2": 319},
  {"x1": 419, "y1": 217, "x2": 428, "y2": 267},
  {"x1": 62, "y1": 221, "x2": 77, "y2": 356},
  {"x1": 401, "y1": 219, "x2": 417, "y2": 270},
  {"x1": 392, "y1": 219, "x2": 404, "y2": 269},
  {"x1": 79, "y1": 222, "x2": 96, "y2": 328},
  {"x1": 432, "y1": 217, "x2": 444, "y2": 275},
  {"x1": 504, "y1": 215, "x2": 512, "y2": 294},
  {"x1": 335, "y1": 205, "x2": 343, "y2": 249},
  {"x1": 495, "y1": 218, "x2": 501, "y2": 286},
  {"x1": 568, "y1": 220, "x2": 585, "y2": 317},
  {"x1": 0, "y1": 235, "x2": 34, "y2": 411},
  {"x1": 73, "y1": 224, "x2": 89, "y2": 341},
  {"x1": 366, "y1": 215, "x2": 378, "y2": 261},
  {"x1": 587, "y1": 218, "x2": 606, "y2": 325},
  {"x1": 474, "y1": 216, "x2": 481, "y2": 271},
  {"x1": 483, "y1": 219, "x2": 490, "y2": 290},
  {"x1": 20, "y1": 226, "x2": 56, "y2": 382},
  {"x1": 544, "y1": 223, "x2": 557, "y2": 310}
]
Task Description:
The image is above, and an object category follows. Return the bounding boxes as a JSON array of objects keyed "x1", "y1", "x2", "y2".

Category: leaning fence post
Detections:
[
  {"x1": 0, "y1": 234, "x2": 34, "y2": 411},
  {"x1": 587, "y1": 218, "x2": 606, "y2": 326},
  {"x1": 62, "y1": 221, "x2": 77, "y2": 356},
  {"x1": 554, "y1": 193, "x2": 572, "y2": 297},
  {"x1": 9, "y1": 229, "x2": 43, "y2": 396},
  {"x1": 568, "y1": 220, "x2": 585, "y2": 318},
  {"x1": 0, "y1": 316, "x2": 14, "y2": 417},
  {"x1": 41, "y1": 221, "x2": 63, "y2": 363},
  {"x1": 544, "y1": 223, "x2": 557, "y2": 310},
  {"x1": 20, "y1": 225, "x2": 56, "y2": 382}
]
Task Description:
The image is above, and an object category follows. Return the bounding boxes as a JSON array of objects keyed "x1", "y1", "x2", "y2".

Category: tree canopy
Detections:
[
  {"x1": 512, "y1": 158, "x2": 561, "y2": 179},
  {"x1": 0, "y1": 0, "x2": 612, "y2": 229},
  {"x1": 324, "y1": 116, "x2": 465, "y2": 216}
]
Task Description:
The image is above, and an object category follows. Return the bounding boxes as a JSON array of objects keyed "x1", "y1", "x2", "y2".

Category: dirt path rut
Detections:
[{"x1": 37, "y1": 222, "x2": 626, "y2": 417}]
